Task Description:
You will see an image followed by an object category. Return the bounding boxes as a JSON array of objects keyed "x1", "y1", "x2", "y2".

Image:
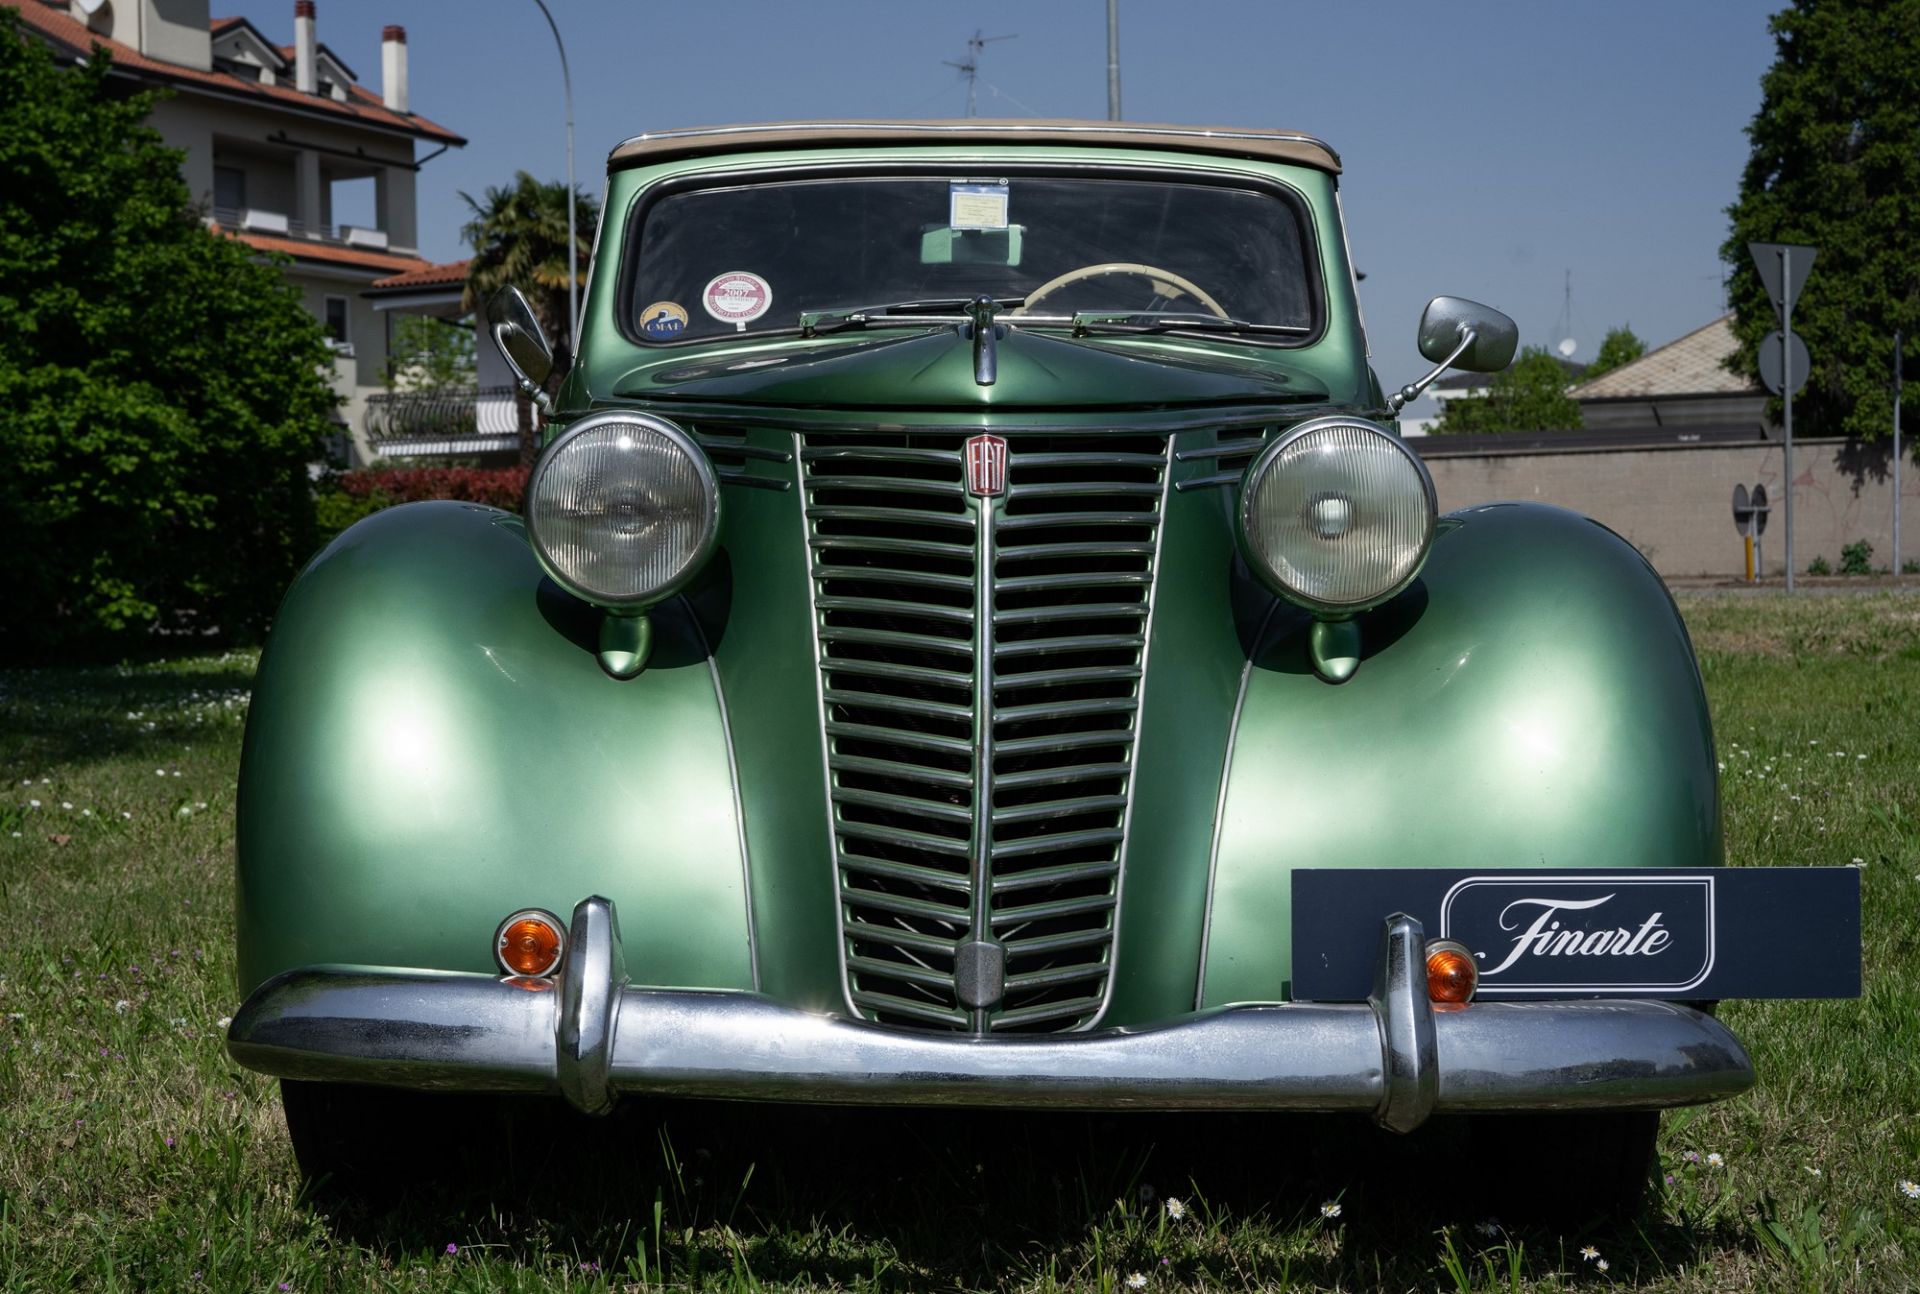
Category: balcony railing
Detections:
[
  {"x1": 211, "y1": 207, "x2": 390, "y2": 251},
  {"x1": 365, "y1": 386, "x2": 526, "y2": 458}
]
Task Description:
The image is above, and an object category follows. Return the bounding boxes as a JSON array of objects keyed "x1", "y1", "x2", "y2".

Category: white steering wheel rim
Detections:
[{"x1": 1015, "y1": 261, "x2": 1230, "y2": 318}]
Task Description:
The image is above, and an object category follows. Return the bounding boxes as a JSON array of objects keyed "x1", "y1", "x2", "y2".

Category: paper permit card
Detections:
[{"x1": 950, "y1": 183, "x2": 1011, "y2": 231}]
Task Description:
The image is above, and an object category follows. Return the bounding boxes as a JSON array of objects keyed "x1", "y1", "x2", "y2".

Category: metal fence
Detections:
[{"x1": 364, "y1": 386, "x2": 523, "y2": 458}]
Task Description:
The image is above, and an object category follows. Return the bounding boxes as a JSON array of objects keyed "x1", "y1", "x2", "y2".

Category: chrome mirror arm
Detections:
[
  {"x1": 1387, "y1": 325, "x2": 1477, "y2": 413},
  {"x1": 515, "y1": 376, "x2": 555, "y2": 415}
]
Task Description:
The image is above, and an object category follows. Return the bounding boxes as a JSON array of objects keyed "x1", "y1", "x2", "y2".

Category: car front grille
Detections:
[{"x1": 800, "y1": 430, "x2": 1170, "y2": 1034}]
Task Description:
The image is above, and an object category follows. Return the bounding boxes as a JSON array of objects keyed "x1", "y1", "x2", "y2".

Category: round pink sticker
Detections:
[{"x1": 702, "y1": 271, "x2": 772, "y2": 327}]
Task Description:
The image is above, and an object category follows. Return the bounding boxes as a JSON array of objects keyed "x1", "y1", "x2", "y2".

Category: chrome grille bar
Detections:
[{"x1": 804, "y1": 430, "x2": 1170, "y2": 1034}]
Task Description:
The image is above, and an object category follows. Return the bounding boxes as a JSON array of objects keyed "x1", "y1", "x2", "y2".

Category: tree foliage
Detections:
[
  {"x1": 1429, "y1": 347, "x2": 1583, "y2": 434},
  {"x1": 1721, "y1": 0, "x2": 1920, "y2": 442},
  {"x1": 0, "y1": 18, "x2": 339, "y2": 660},
  {"x1": 460, "y1": 171, "x2": 597, "y2": 360},
  {"x1": 1584, "y1": 327, "x2": 1647, "y2": 381}
]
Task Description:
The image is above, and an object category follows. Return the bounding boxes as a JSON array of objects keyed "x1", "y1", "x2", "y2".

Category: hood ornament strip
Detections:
[{"x1": 967, "y1": 295, "x2": 1003, "y2": 387}]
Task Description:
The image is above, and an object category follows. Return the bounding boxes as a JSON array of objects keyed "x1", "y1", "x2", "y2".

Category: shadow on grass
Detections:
[
  {"x1": 298, "y1": 1096, "x2": 1738, "y2": 1288},
  {"x1": 0, "y1": 665, "x2": 255, "y2": 773}
]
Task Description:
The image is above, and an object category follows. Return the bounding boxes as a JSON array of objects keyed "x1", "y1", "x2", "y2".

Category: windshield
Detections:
[{"x1": 626, "y1": 174, "x2": 1316, "y2": 344}]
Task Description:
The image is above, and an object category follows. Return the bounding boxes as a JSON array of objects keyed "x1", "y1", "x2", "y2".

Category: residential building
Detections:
[
  {"x1": 1566, "y1": 314, "x2": 1767, "y2": 432},
  {"x1": 19, "y1": 0, "x2": 467, "y2": 464}
]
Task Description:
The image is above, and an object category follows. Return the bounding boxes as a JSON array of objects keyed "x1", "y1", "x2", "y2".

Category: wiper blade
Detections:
[
  {"x1": 1069, "y1": 311, "x2": 1312, "y2": 338},
  {"x1": 800, "y1": 297, "x2": 1026, "y2": 336}
]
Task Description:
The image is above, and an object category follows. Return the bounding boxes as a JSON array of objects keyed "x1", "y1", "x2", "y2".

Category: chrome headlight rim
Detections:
[
  {"x1": 525, "y1": 410, "x2": 721, "y2": 611},
  {"x1": 1237, "y1": 414, "x2": 1438, "y2": 615}
]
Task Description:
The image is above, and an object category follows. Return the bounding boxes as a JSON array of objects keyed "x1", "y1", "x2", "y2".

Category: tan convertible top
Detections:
[{"x1": 607, "y1": 120, "x2": 1341, "y2": 175}]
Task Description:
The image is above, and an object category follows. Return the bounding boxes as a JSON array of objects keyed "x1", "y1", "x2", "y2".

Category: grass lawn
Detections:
[{"x1": 3, "y1": 592, "x2": 1918, "y2": 1292}]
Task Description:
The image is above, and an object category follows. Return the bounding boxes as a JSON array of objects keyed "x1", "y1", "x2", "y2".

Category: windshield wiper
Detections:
[
  {"x1": 1068, "y1": 311, "x2": 1312, "y2": 338},
  {"x1": 799, "y1": 297, "x2": 1027, "y2": 336}
]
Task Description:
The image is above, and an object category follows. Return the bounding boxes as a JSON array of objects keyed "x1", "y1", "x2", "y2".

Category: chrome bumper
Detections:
[{"x1": 227, "y1": 897, "x2": 1754, "y2": 1132}]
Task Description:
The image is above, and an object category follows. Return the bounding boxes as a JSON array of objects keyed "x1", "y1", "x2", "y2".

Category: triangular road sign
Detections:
[{"x1": 1748, "y1": 242, "x2": 1818, "y2": 323}]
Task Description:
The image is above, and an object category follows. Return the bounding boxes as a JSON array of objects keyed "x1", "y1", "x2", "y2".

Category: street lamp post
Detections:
[{"x1": 529, "y1": 0, "x2": 577, "y2": 352}]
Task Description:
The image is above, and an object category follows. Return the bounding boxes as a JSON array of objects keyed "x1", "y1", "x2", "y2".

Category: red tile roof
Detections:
[
  {"x1": 223, "y1": 228, "x2": 429, "y2": 275},
  {"x1": 369, "y1": 259, "x2": 471, "y2": 290},
  {"x1": 15, "y1": 2, "x2": 465, "y2": 145}
]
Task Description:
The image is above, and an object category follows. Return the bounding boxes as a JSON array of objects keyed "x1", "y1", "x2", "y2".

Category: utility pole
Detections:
[
  {"x1": 944, "y1": 30, "x2": 1016, "y2": 118},
  {"x1": 1106, "y1": 0, "x2": 1122, "y2": 121},
  {"x1": 529, "y1": 0, "x2": 577, "y2": 351},
  {"x1": 1896, "y1": 330, "x2": 1905, "y2": 579}
]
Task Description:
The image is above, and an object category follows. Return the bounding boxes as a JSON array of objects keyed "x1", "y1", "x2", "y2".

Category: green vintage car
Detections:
[{"x1": 228, "y1": 121, "x2": 1764, "y2": 1201}]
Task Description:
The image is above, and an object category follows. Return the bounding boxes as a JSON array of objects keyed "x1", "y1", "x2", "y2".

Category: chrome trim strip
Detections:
[
  {"x1": 688, "y1": 595, "x2": 761, "y2": 991},
  {"x1": 966, "y1": 491, "x2": 1000, "y2": 1028},
  {"x1": 228, "y1": 902, "x2": 1757, "y2": 1122},
  {"x1": 794, "y1": 431, "x2": 860, "y2": 1020},
  {"x1": 1082, "y1": 434, "x2": 1176, "y2": 1032},
  {"x1": 1193, "y1": 599, "x2": 1280, "y2": 1009}
]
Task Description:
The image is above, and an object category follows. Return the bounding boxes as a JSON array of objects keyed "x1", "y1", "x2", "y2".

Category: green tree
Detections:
[
  {"x1": 1721, "y1": 0, "x2": 1920, "y2": 442},
  {"x1": 1584, "y1": 326, "x2": 1647, "y2": 381},
  {"x1": 383, "y1": 314, "x2": 477, "y2": 393},
  {"x1": 0, "y1": 15, "x2": 339, "y2": 660},
  {"x1": 1430, "y1": 347, "x2": 1583, "y2": 434},
  {"x1": 459, "y1": 171, "x2": 597, "y2": 360}
]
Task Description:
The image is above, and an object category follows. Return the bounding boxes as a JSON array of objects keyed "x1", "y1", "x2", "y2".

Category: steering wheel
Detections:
[{"x1": 1016, "y1": 261, "x2": 1230, "y2": 319}]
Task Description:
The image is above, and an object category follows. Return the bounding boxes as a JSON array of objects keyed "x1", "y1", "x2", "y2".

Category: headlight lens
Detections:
[
  {"x1": 1239, "y1": 417, "x2": 1436, "y2": 612},
  {"x1": 526, "y1": 413, "x2": 719, "y2": 608}
]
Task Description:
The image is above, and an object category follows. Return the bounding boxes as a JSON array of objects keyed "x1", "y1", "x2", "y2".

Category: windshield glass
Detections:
[{"x1": 626, "y1": 174, "x2": 1316, "y2": 344}]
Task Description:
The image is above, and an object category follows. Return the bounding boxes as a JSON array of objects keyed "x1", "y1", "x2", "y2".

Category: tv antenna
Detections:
[
  {"x1": 944, "y1": 29, "x2": 1017, "y2": 117},
  {"x1": 1553, "y1": 268, "x2": 1578, "y2": 358}
]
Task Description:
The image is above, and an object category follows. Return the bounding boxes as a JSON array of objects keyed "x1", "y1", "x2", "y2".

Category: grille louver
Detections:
[{"x1": 802, "y1": 430, "x2": 1169, "y2": 1034}]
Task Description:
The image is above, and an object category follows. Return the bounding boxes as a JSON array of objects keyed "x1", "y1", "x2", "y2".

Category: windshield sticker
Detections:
[
  {"x1": 949, "y1": 183, "x2": 1010, "y2": 231},
  {"x1": 702, "y1": 271, "x2": 772, "y2": 331},
  {"x1": 638, "y1": 301, "x2": 688, "y2": 339}
]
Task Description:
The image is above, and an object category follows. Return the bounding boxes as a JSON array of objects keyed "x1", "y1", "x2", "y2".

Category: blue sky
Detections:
[{"x1": 311, "y1": 0, "x2": 1781, "y2": 400}]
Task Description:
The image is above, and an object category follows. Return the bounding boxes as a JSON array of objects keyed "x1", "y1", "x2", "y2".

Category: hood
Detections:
[{"x1": 611, "y1": 326, "x2": 1329, "y2": 410}]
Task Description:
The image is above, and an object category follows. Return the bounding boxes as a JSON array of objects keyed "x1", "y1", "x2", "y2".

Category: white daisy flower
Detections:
[
  {"x1": 1124, "y1": 1274, "x2": 1147, "y2": 1290},
  {"x1": 1164, "y1": 1197, "x2": 1187, "y2": 1221},
  {"x1": 1319, "y1": 1200, "x2": 1342, "y2": 1219},
  {"x1": 1579, "y1": 1245, "x2": 1600, "y2": 1261}
]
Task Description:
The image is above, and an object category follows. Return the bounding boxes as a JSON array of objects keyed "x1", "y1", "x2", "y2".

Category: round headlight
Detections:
[
  {"x1": 526, "y1": 412, "x2": 719, "y2": 609},
  {"x1": 1238, "y1": 416, "x2": 1436, "y2": 613}
]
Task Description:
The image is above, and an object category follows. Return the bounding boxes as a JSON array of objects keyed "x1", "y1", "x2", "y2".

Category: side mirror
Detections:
[
  {"x1": 486, "y1": 287, "x2": 554, "y2": 410},
  {"x1": 1417, "y1": 296, "x2": 1519, "y2": 372},
  {"x1": 1388, "y1": 296, "x2": 1520, "y2": 413}
]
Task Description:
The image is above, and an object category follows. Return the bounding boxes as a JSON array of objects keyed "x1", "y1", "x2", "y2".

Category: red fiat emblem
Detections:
[{"x1": 965, "y1": 434, "x2": 1008, "y2": 498}]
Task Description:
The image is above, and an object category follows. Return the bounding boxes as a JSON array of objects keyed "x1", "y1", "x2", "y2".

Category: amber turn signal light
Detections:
[
  {"x1": 495, "y1": 909, "x2": 566, "y2": 977},
  {"x1": 1425, "y1": 939, "x2": 1478, "y2": 1004}
]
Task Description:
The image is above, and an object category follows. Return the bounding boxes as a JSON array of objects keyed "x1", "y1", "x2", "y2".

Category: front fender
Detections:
[
  {"x1": 1200, "y1": 502, "x2": 1719, "y2": 1007},
  {"x1": 236, "y1": 502, "x2": 753, "y2": 997}
]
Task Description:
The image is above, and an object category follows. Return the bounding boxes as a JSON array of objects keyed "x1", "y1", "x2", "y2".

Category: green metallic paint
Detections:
[
  {"x1": 689, "y1": 430, "x2": 848, "y2": 1013},
  {"x1": 1098, "y1": 444, "x2": 1254, "y2": 1024},
  {"x1": 1200, "y1": 502, "x2": 1721, "y2": 1008},
  {"x1": 619, "y1": 327, "x2": 1329, "y2": 410},
  {"x1": 236, "y1": 502, "x2": 754, "y2": 998},
  {"x1": 1308, "y1": 619, "x2": 1363, "y2": 684},
  {"x1": 242, "y1": 141, "x2": 1719, "y2": 1038},
  {"x1": 597, "y1": 612, "x2": 653, "y2": 678}
]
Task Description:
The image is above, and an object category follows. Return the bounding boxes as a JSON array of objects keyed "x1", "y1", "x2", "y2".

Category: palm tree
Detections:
[{"x1": 460, "y1": 172, "x2": 597, "y2": 462}]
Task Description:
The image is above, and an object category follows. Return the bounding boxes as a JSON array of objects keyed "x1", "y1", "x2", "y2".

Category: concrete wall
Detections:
[{"x1": 1421, "y1": 439, "x2": 1920, "y2": 578}]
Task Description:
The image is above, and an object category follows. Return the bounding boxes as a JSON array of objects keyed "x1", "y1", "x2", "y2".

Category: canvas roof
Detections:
[{"x1": 608, "y1": 120, "x2": 1341, "y2": 173}]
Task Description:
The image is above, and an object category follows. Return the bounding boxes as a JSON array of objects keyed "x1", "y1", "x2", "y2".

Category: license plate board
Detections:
[{"x1": 1290, "y1": 867, "x2": 1859, "y2": 1002}]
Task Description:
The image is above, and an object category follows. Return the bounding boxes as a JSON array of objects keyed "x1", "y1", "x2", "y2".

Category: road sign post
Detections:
[{"x1": 1750, "y1": 242, "x2": 1818, "y2": 592}]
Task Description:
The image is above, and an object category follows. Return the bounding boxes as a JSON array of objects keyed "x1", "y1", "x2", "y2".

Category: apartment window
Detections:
[
  {"x1": 214, "y1": 165, "x2": 247, "y2": 212},
  {"x1": 323, "y1": 296, "x2": 351, "y2": 350}
]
